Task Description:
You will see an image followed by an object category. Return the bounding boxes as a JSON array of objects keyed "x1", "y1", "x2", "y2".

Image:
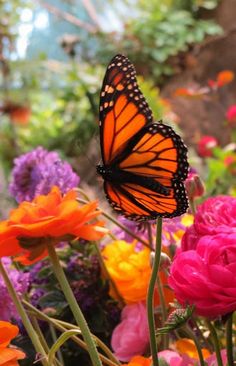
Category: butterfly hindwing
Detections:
[{"x1": 99, "y1": 54, "x2": 153, "y2": 165}]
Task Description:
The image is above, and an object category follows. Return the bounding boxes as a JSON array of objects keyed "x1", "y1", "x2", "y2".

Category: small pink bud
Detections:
[{"x1": 185, "y1": 173, "x2": 205, "y2": 199}]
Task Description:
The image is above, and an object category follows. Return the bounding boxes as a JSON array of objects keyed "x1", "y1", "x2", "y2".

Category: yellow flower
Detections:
[{"x1": 102, "y1": 240, "x2": 151, "y2": 303}]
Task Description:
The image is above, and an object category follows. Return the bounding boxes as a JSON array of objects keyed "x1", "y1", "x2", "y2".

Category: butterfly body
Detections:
[
  {"x1": 97, "y1": 54, "x2": 189, "y2": 221},
  {"x1": 97, "y1": 164, "x2": 170, "y2": 195}
]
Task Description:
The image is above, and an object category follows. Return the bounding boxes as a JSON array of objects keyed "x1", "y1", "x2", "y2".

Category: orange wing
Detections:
[
  {"x1": 104, "y1": 180, "x2": 187, "y2": 220},
  {"x1": 99, "y1": 54, "x2": 153, "y2": 165},
  {"x1": 104, "y1": 123, "x2": 188, "y2": 220},
  {"x1": 118, "y1": 123, "x2": 189, "y2": 182},
  {"x1": 98, "y1": 55, "x2": 189, "y2": 221}
]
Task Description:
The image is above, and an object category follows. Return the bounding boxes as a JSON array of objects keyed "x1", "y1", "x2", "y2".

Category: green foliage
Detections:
[
  {"x1": 93, "y1": 2, "x2": 222, "y2": 83},
  {"x1": 204, "y1": 147, "x2": 236, "y2": 196}
]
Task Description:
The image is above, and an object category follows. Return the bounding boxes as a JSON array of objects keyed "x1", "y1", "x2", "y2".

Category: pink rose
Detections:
[
  {"x1": 197, "y1": 136, "x2": 218, "y2": 157},
  {"x1": 111, "y1": 302, "x2": 149, "y2": 361},
  {"x1": 169, "y1": 233, "x2": 236, "y2": 318},
  {"x1": 182, "y1": 195, "x2": 236, "y2": 251}
]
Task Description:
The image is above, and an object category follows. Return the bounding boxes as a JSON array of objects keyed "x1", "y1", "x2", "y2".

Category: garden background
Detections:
[{"x1": 0, "y1": 0, "x2": 236, "y2": 365}]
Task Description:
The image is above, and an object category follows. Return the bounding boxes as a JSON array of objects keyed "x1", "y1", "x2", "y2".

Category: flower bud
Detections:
[
  {"x1": 150, "y1": 251, "x2": 171, "y2": 270},
  {"x1": 185, "y1": 173, "x2": 205, "y2": 200}
]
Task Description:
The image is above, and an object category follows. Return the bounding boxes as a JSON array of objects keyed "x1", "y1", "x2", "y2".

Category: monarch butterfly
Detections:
[{"x1": 97, "y1": 54, "x2": 189, "y2": 221}]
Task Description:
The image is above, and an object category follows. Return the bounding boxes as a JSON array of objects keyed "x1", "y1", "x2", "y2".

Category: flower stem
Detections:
[
  {"x1": 156, "y1": 276, "x2": 169, "y2": 349},
  {"x1": 184, "y1": 325, "x2": 206, "y2": 366},
  {"x1": 189, "y1": 198, "x2": 196, "y2": 215},
  {"x1": 147, "y1": 218, "x2": 163, "y2": 366},
  {"x1": 46, "y1": 244, "x2": 102, "y2": 366},
  {"x1": 226, "y1": 313, "x2": 234, "y2": 366},
  {"x1": 0, "y1": 260, "x2": 49, "y2": 366},
  {"x1": 206, "y1": 320, "x2": 223, "y2": 366},
  {"x1": 23, "y1": 300, "x2": 120, "y2": 366}
]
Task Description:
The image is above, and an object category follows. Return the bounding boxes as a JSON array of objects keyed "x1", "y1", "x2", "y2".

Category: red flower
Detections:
[
  {"x1": 197, "y1": 136, "x2": 218, "y2": 157},
  {"x1": 226, "y1": 105, "x2": 236, "y2": 127}
]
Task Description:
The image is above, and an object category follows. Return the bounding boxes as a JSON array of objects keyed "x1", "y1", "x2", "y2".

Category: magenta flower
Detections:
[
  {"x1": 182, "y1": 195, "x2": 236, "y2": 251},
  {"x1": 111, "y1": 302, "x2": 149, "y2": 361},
  {"x1": 169, "y1": 233, "x2": 236, "y2": 318},
  {"x1": 9, "y1": 146, "x2": 80, "y2": 202}
]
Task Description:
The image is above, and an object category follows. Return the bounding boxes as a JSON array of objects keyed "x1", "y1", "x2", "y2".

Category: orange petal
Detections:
[{"x1": 0, "y1": 322, "x2": 19, "y2": 348}]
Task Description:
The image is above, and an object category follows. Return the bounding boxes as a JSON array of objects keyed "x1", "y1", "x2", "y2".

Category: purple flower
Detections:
[
  {"x1": 0, "y1": 258, "x2": 29, "y2": 320},
  {"x1": 9, "y1": 146, "x2": 80, "y2": 202},
  {"x1": 114, "y1": 215, "x2": 192, "y2": 248}
]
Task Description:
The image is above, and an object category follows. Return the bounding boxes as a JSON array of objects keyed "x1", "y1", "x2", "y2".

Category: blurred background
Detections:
[{"x1": 1, "y1": 0, "x2": 236, "y2": 215}]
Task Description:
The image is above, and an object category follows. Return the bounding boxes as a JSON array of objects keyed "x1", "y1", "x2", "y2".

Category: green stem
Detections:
[
  {"x1": 49, "y1": 323, "x2": 65, "y2": 366},
  {"x1": 22, "y1": 300, "x2": 120, "y2": 366},
  {"x1": 184, "y1": 325, "x2": 206, "y2": 366},
  {"x1": 147, "y1": 218, "x2": 162, "y2": 366},
  {"x1": 189, "y1": 198, "x2": 196, "y2": 215},
  {"x1": 226, "y1": 313, "x2": 234, "y2": 366},
  {"x1": 147, "y1": 222, "x2": 154, "y2": 249},
  {"x1": 156, "y1": 276, "x2": 169, "y2": 349},
  {"x1": 93, "y1": 241, "x2": 125, "y2": 307},
  {"x1": 0, "y1": 260, "x2": 49, "y2": 366},
  {"x1": 46, "y1": 244, "x2": 102, "y2": 366},
  {"x1": 206, "y1": 320, "x2": 223, "y2": 366}
]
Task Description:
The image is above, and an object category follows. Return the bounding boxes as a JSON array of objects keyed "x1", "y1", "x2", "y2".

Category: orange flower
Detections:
[
  {"x1": 123, "y1": 355, "x2": 151, "y2": 366},
  {"x1": 0, "y1": 321, "x2": 25, "y2": 366},
  {"x1": 174, "y1": 87, "x2": 208, "y2": 98},
  {"x1": 217, "y1": 70, "x2": 234, "y2": 86},
  {"x1": 176, "y1": 338, "x2": 211, "y2": 360},
  {"x1": 0, "y1": 186, "x2": 107, "y2": 264},
  {"x1": 208, "y1": 70, "x2": 234, "y2": 88},
  {"x1": 102, "y1": 240, "x2": 173, "y2": 304}
]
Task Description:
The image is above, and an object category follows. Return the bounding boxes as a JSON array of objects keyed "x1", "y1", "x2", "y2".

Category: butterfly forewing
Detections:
[{"x1": 99, "y1": 54, "x2": 153, "y2": 165}]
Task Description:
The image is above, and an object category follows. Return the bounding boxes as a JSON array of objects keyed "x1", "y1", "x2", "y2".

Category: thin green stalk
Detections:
[
  {"x1": 46, "y1": 243, "x2": 102, "y2": 366},
  {"x1": 147, "y1": 218, "x2": 163, "y2": 366},
  {"x1": 156, "y1": 276, "x2": 169, "y2": 349},
  {"x1": 189, "y1": 198, "x2": 196, "y2": 215},
  {"x1": 93, "y1": 241, "x2": 125, "y2": 307},
  {"x1": 56, "y1": 319, "x2": 120, "y2": 365},
  {"x1": 147, "y1": 222, "x2": 154, "y2": 249},
  {"x1": 206, "y1": 320, "x2": 223, "y2": 366},
  {"x1": 22, "y1": 300, "x2": 120, "y2": 366},
  {"x1": 49, "y1": 323, "x2": 65, "y2": 366},
  {"x1": 184, "y1": 325, "x2": 206, "y2": 366},
  {"x1": 226, "y1": 313, "x2": 234, "y2": 366},
  {"x1": 0, "y1": 260, "x2": 49, "y2": 366}
]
